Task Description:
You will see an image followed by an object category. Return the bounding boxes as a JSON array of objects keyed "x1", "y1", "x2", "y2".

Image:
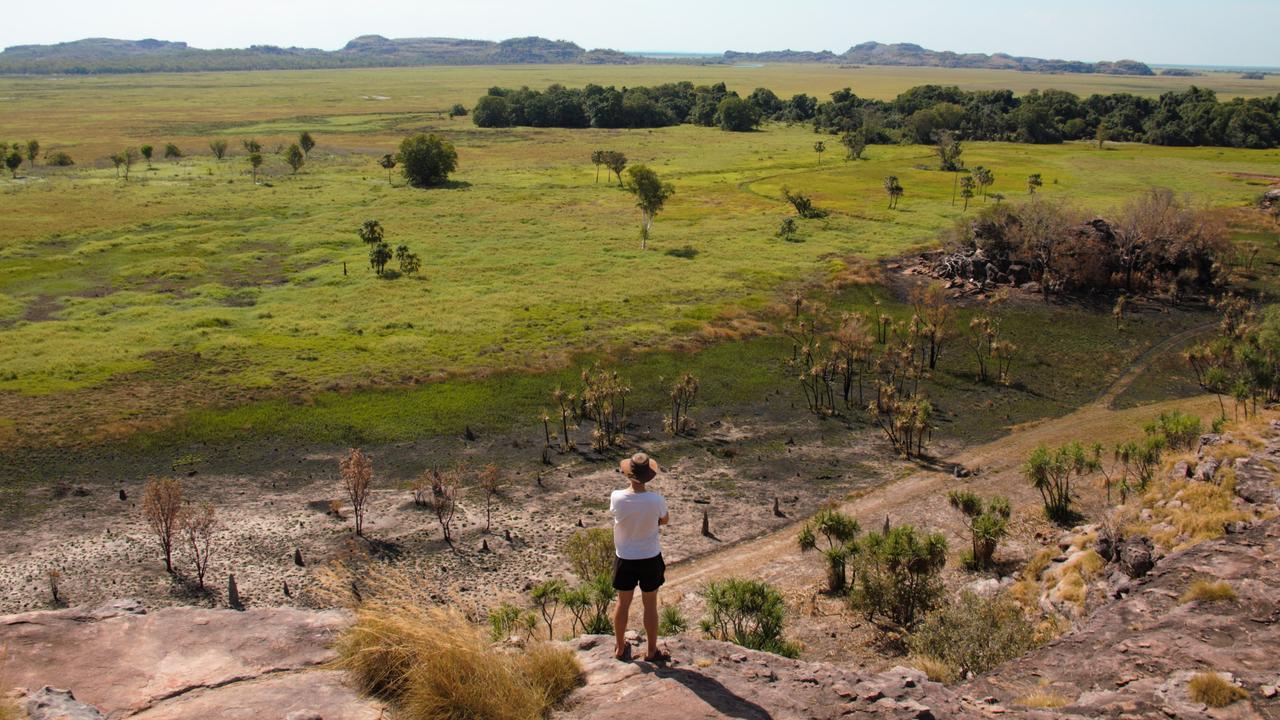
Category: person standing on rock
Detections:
[{"x1": 610, "y1": 452, "x2": 670, "y2": 663}]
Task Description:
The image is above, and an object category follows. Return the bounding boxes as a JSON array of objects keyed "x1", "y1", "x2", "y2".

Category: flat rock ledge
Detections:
[{"x1": 0, "y1": 600, "x2": 381, "y2": 720}]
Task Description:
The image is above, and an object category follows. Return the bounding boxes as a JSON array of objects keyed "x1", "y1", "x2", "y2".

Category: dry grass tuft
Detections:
[
  {"x1": 1016, "y1": 691, "x2": 1070, "y2": 708},
  {"x1": 1187, "y1": 672, "x2": 1247, "y2": 708},
  {"x1": 1127, "y1": 474, "x2": 1254, "y2": 551},
  {"x1": 334, "y1": 602, "x2": 581, "y2": 720},
  {"x1": 910, "y1": 655, "x2": 959, "y2": 684},
  {"x1": 1180, "y1": 580, "x2": 1238, "y2": 605}
]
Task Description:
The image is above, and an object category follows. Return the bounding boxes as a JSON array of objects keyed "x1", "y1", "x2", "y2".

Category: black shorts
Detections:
[{"x1": 612, "y1": 554, "x2": 665, "y2": 592}]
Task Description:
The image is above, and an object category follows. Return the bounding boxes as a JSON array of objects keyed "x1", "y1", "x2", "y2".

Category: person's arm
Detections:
[{"x1": 657, "y1": 495, "x2": 669, "y2": 526}]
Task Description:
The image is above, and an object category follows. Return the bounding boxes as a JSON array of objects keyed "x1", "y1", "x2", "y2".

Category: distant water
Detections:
[
  {"x1": 628, "y1": 51, "x2": 721, "y2": 59},
  {"x1": 1152, "y1": 63, "x2": 1280, "y2": 73}
]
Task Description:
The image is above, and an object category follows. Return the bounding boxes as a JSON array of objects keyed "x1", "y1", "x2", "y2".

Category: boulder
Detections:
[
  {"x1": 25, "y1": 687, "x2": 104, "y2": 720},
  {"x1": 1117, "y1": 536, "x2": 1155, "y2": 578},
  {"x1": 1196, "y1": 458, "x2": 1219, "y2": 482}
]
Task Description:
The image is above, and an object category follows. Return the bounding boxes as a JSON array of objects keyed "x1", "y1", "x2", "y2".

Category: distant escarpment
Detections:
[
  {"x1": 1, "y1": 36, "x2": 1155, "y2": 75},
  {"x1": 0, "y1": 35, "x2": 641, "y2": 74},
  {"x1": 726, "y1": 41, "x2": 1153, "y2": 75}
]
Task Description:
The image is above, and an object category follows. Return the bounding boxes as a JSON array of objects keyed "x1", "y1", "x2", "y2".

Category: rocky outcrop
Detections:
[{"x1": 0, "y1": 600, "x2": 380, "y2": 719}]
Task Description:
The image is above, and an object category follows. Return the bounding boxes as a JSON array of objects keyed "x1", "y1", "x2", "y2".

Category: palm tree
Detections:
[
  {"x1": 883, "y1": 176, "x2": 903, "y2": 209},
  {"x1": 813, "y1": 140, "x2": 826, "y2": 165},
  {"x1": 378, "y1": 154, "x2": 396, "y2": 184}
]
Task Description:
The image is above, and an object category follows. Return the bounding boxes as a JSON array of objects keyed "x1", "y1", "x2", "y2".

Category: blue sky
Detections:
[{"x1": 5, "y1": 0, "x2": 1278, "y2": 67}]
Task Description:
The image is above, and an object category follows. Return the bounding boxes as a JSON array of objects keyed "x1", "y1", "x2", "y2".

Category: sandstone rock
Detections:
[
  {"x1": 1196, "y1": 458, "x2": 1219, "y2": 482},
  {"x1": 25, "y1": 687, "x2": 104, "y2": 720},
  {"x1": 1169, "y1": 460, "x2": 1191, "y2": 480},
  {"x1": 1117, "y1": 536, "x2": 1155, "y2": 578},
  {"x1": 0, "y1": 603, "x2": 380, "y2": 720}
]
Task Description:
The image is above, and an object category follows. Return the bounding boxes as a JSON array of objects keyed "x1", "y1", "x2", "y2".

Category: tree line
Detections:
[{"x1": 469, "y1": 81, "x2": 1280, "y2": 149}]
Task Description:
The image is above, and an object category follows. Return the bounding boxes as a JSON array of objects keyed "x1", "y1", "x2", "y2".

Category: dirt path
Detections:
[{"x1": 662, "y1": 322, "x2": 1218, "y2": 595}]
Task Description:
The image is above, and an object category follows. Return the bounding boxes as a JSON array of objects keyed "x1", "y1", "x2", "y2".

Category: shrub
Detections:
[
  {"x1": 781, "y1": 187, "x2": 828, "y2": 219},
  {"x1": 909, "y1": 592, "x2": 1039, "y2": 677},
  {"x1": 1144, "y1": 411, "x2": 1202, "y2": 450},
  {"x1": 947, "y1": 490, "x2": 1011, "y2": 569},
  {"x1": 849, "y1": 525, "x2": 947, "y2": 628},
  {"x1": 488, "y1": 602, "x2": 537, "y2": 641},
  {"x1": 701, "y1": 578, "x2": 799, "y2": 658},
  {"x1": 659, "y1": 604, "x2": 688, "y2": 635},
  {"x1": 564, "y1": 528, "x2": 613, "y2": 582},
  {"x1": 664, "y1": 244, "x2": 699, "y2": 259},
  {"x1": 1180, "y1": 579, "x2": 1237, "y2": 604},
  {"x1": 44, "y1": 150, "x2": 74, "y2": 166},
  {"x1": 1023, "y1": 442, "x2": 1101, "y2": 524},
  {"x1": 398, "y1": 133, "x2": 458, "y2": 188},
  {"x1": 1187, "y1": 672, "x2": 1247, "y2": 708},
  {"x1": 335, "y1": 603, "x2": 581, "y2": 720},
  {"x1": 798, "y1": 507, "x2": 860, "y2": 593}
]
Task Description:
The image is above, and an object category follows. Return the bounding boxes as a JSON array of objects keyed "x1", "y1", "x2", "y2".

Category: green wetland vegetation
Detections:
[{"x1": 0, "y1": 64, "x2": 1277, "y2": 477}]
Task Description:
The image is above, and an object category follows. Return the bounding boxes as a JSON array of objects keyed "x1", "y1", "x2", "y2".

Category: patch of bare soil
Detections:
[{"x1": 0, "y1": 411, "x2": 909, "y2": 615}]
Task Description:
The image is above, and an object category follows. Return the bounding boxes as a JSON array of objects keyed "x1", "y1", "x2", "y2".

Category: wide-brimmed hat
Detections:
[{"x1": 620, "y1": 452, "x2": 660, "y2": 482}]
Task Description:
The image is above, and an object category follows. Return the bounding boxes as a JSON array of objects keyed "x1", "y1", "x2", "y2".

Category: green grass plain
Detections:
[{"x1": 0, "y1": 64, "x2": 1278, "y2": 454}]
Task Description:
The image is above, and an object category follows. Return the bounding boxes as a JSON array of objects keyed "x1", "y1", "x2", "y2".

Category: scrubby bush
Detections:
[
  {"x1": 488, "y1": 602, "x2": 537, "y2": 641},
  {"x1": 700, "y1": 578, "x2": 799, "y2": 658},
  {"x1": 659, "y1": 604, "x2": 688, "y2": 635},
  {"x1": 142, "y1": 476, "x2": 183, "y2": 573},
  {"x1": 1187, "y1": 672, "x2": 1247, "y2": 708},
  {"x1": 1023, "y1": 442, "x2": 1100, "y2": 524},
  {"x1": 335, "y1": 603, "x2": 582, "y2": 720},
  {"x1": 849, "y1": 525, "x2": 947, "y2": 628},
  {"x1": 909, "y1": 592, "x2": 1039, "y2": 679},
  {"x1": 44, "y1": 150, "x2": 74, "y2": 166},
  {"x1": 564, "y1": 528, "x2": 613, "y2": 582},
  {"x1": 798, "y1": 507, "x2": 860, "y2": 593},
  {"x1": 1144, "y1": 411, "x2": 1202, "y2": 450},
  {"x1": 947, "y1": 490, "x2": 1010, "y2": 569},
  {"x1": 781, "y1": 187, "x2": 828, "y2": 219}
]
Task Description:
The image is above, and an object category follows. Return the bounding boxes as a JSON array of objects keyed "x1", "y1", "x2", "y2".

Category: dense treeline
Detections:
[{"x1": 474, "y1": 82, "x2": 1280, "y2": 148}]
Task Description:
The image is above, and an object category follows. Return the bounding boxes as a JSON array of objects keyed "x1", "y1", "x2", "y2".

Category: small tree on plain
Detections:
[
  {"x1": 448, "y1": 104, "x2": 468, "y2": 118},
  {"x1": 338, "y1": 448, "x2": 373, "y2": 536},
  {"x1": 369, "y1": 242, "x2": 392, "y2": 276},
  {"x1": 395, "y1": 244, "x2": 421, "y2": 275},
  {"x1": 142, "y1": 477, "x2": 183, "y2": 573},
  {"x1": 624, "y1": 164, "x2": 675, "y2": 251},
  {"x1": 398, "y1": 132, "x2": 458, "y2": 188},
  {"x1": 590, "y1": 150, "x2": 605, "y2": 183},
  {"x1": 776, "y1": 217, "x2": 799, "y2": 242},
  {"x1": 477, "y1": 463, "x2": 505, "y2": 533},
  {"x1": 179, "y1": 501, "x2": 218, "y2": 589},
  {"x1": 973, "y1": 166, "x2": 994, "y2": 200},
  {"x1": 209, "y1": 139, "x2": 228, "y2": 160},
  {"x1": 378, "y1": 153, "x2": 396, "y2": 183},
  {"x1": 284, "y1": 143, "x2": 305, "y2": 174},
  {"x1": 109, "y1": 151, "x2": 124, "y2": 178},
  {"x1": 427, "y1": 468, "x2": 460, "y2": 543},
  {"x1": 163, "y1": 143, "x2": 182, "y2": 161},
  {"x1": 840, "y1": 130, "x2": 866, "y2": 160},
  {"x1": 883, "y1": 176, "x2": 903, "y2": 209},
  {"x1": 358, "y1": 219, "x2": 384, "y2": 245},
  {"x1": 140, "y1": 144, "x2": 155, "y2": 169},
  {"x1": 664, "y1": 371, "x2": 699, "y2": 435},
  {"x1": 5, "y1": 146, "x2": 23, "y2": 177},
  {"x1": 248, "y1": 152, "x2": 263, "y2": 183},
  {"x1": 960, "y1": 175, "x2": 976, "y2": 210},
  {"x1": 121, "y1": 148, "x2": 137, "y2": 179},
  {"x1": 813, "y1": 140, "x2": 826, "y2": 165},
  {"x1": 242, "y1": 138, "x2": 262, "y2": 154},
  {"x1": 1027, "y1": 173, "x2": 1043, "y2": 194},
  {"x1": 299, "y1": 131, "x2": 315, "y2": 156},
  {"x1": 603, "y1": 150, "x2": 627, "y2": 187},
  {"x1": 25, "y1": 139, "x2": 39, "y2": 168}
]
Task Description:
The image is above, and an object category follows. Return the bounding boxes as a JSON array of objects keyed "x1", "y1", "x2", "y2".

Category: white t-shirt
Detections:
[{"x1": 609, "y1": 488, "x2": 668, "y2": 560}]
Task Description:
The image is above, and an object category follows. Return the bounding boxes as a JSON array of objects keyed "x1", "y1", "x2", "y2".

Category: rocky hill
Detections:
[
  {"x1": 0, "y1": 35, "x2": 638, "y2": 74},
  {"x1": 1, "y1": 36, "x2": 1153, "y2": 75},
  {"x1": 725, "y1": 41, "x2": 1153, "y2": 75}
]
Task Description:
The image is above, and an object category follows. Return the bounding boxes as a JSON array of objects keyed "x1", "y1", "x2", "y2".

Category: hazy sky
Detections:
[{"x1": 5, "y1": 0, "x2": 1278, "y2": 67}]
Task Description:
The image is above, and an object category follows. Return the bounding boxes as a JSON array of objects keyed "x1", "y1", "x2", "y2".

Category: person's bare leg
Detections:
[
  {"x1": 613, "y1": 590, "x2": 634, "y2": 659},
  {"x1": 641, "y1": 590, "x2": 659, "y2": 659}
]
